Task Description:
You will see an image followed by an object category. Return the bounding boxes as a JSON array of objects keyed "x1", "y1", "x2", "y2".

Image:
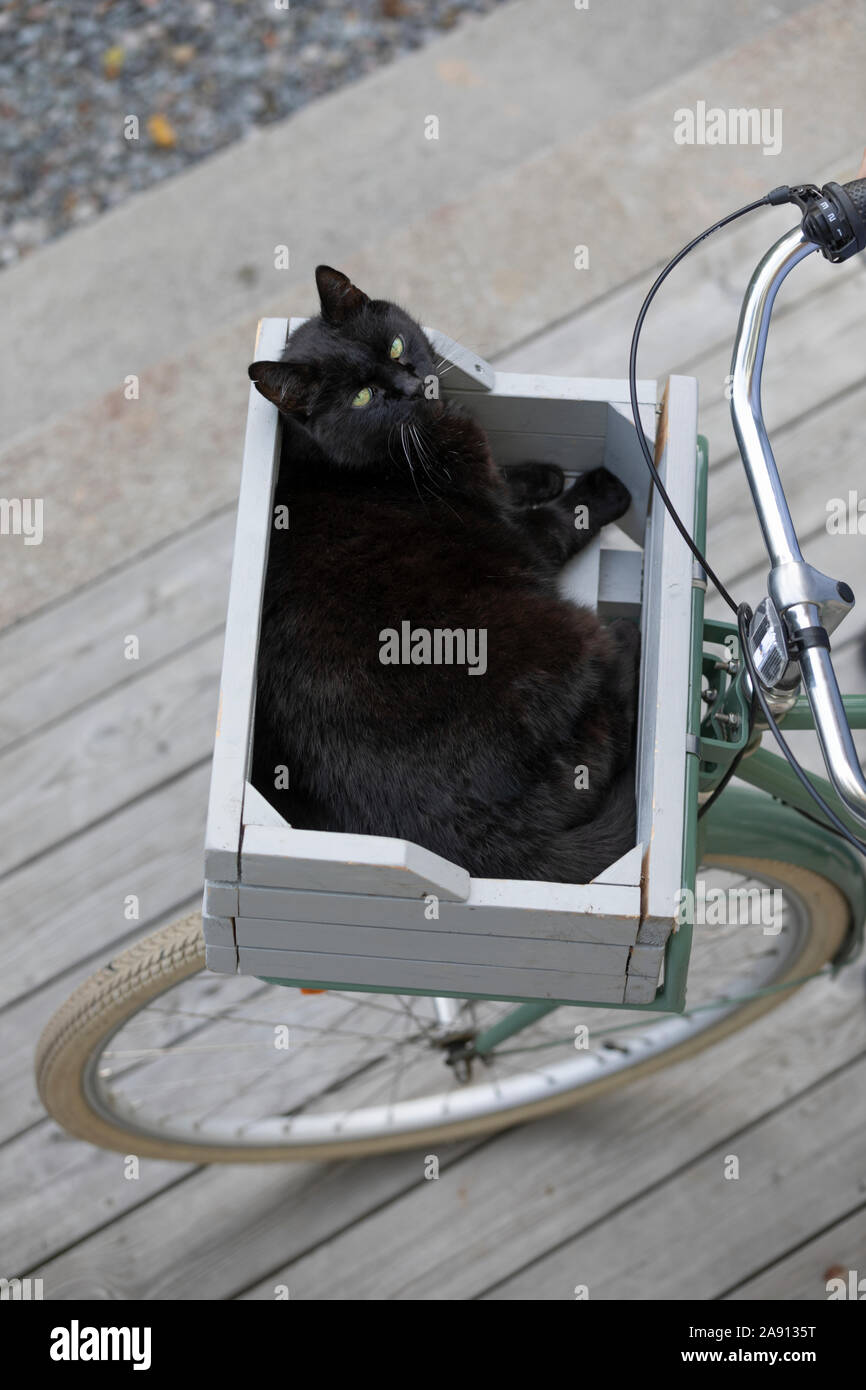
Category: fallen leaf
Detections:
[
  {"x1": 147, "y1": 113, "x2": 177, "y2": 148},
  {"x1": 103, "y1": 46, "x2": 125, "y2": 79}
]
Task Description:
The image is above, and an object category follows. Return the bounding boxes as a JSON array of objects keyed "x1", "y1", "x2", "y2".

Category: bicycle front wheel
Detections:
[{"x1": 36, "y1": 844, "x2": 851, "y2": 1162}]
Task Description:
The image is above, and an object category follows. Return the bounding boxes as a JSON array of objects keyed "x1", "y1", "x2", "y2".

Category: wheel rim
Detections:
[{"x1": 79, "y1": 863, "x2": 818, "y2": 1152}]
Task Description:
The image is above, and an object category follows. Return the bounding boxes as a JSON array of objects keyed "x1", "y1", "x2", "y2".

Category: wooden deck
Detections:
[{"x1": 2, "y1": 105, "x2": 866, "y2": 1302}]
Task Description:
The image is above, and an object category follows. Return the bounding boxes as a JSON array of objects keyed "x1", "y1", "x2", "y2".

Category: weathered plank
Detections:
[
  {"x1": 0, "y1": 1125, "x2": 192, "y2": 1276},
  {"x1": 235, "y1": 946, "x2": 628, "y2": 1004},
  {"x1": 0, "y1": 511, "x2": 233, "y2": 752},
  {"x1": 235, "y1": 966, "x2": 865, "y2": 1300},
  {"x1": 495, "y1": 146, "x2": 866, "y2": 422},
  {"x1": 235, "y1": 916, "x2": 630, "y2": 975},
  {"x1": 724, "y1": 1206, "x2": 866, "y2": 1301},
  {"x1": 0, "y1": 631, "x2": 222, "y2": 878},
  {"x1": 0, "y1": 765, "x2": 209, "y2": 1009},
  {"x1": 485, "y1": 1056, "x2": 866, "y2": 1300},
  {"x1": 235, "y1": 880, "x2": 641, "y2": 947}
]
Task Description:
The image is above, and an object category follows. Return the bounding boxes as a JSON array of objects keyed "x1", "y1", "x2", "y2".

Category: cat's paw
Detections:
[
  {"x1": 573, "y1": 468, "x2": 631, "y2": 526},
  {"x1": 503, "y1": 462, "x2": 565, "y2": 505}
]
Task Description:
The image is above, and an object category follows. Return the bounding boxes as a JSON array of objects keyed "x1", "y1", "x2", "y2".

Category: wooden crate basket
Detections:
[{"x1": 203, "y1": 318, "x2": 700, "y2": 1008}]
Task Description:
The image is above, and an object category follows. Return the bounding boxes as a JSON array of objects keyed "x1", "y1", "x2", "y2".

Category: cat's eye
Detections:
[
  {"x1": 352, "y1": 386, "x2": 373, "y2": 407},
  {"x1": 389, "y1": 335, "x2": 404, "y2": 360}
]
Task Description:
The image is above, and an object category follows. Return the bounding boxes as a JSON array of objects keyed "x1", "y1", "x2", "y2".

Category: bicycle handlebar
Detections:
[{"x1": 730, "y1": 195, "x2": 866, "y2": 828}]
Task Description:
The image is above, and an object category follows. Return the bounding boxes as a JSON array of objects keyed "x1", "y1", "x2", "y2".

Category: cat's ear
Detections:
[
  {"x1": 315, "y1": 265, "x2": 369, "y2": 326},
  {"x1": 248, "y1": 360, "x2": 312, "y2": 414}
]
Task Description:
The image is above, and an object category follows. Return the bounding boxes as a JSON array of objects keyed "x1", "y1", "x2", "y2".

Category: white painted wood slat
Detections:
[
  {"x1": 204, "y1": 316, "x2": 287, "y2": 884},
  {"x1": 234, "y1": 916, "x2": 630, "y2": 976},
  {"x1": 234, "y1": 880, "x2": 641, "y2": 945},
  {"x1": 236, "y1": 946, "x2": 628, "y2": 1004}
]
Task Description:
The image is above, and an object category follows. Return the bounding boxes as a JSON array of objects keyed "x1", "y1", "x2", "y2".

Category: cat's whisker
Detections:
[
  {"x1": 409, "y1": 423, "x2": 465, "y2": 525},
  {"x1": 400, "y1": 423, "x2": 430, "y2": 515}
]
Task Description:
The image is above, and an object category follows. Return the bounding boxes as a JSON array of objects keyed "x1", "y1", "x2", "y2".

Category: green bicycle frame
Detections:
[{"x1": 473, "y1": 437, "x2": 866, "y2": 1054}]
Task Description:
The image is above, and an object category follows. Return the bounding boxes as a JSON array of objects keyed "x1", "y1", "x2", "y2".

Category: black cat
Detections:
[{"x1": 247, "y1": 266, "x2": 640, "y2": 884}]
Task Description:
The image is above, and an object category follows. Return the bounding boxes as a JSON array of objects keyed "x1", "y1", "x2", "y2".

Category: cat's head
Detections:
[{"x1": 248, "y1": 266, "x2": 441, "y2": 470}]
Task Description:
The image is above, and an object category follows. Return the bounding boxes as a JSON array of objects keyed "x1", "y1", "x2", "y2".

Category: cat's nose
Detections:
[{"x1": 400, "y1": 375, "x2": 423, "y2": 398}]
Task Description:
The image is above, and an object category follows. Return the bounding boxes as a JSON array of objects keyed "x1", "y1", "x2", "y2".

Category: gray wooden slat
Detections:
[
  {"x1": 0, "y1": 765, "x2": 209, "y2": 1010},
  {"x1": 0, "y1": 631, "x2": 222, "y2": 879},
  {"x1": 28, "y1": 1136, "x2": 478, "y2": 1300},
  {"x1": 234, "y1": 963, "x2": 866, "y2": 1301},
  {"x1": 622, "y1": 973, "x2": 658, "y2": 1005},
  {"x1": 235, "y1": 882, "x2": 641, "y2": 946},
  {"x1": 203, "y1": 881, "x2": 238, "y2": 918},
  {"x1": 494, "y1": 146, "x2": 866, "y2": 394},
  {"x1": 0, "y1": 511, "x2": 233, "y2": 753},
  {"x1": 202, "y1": 915, "x2": 235, "y2": 948},
  {"x1": 236, "y1": 946, "x2": 628, "y2": 1005},
  {"x1": 205, "y1": 943, "x2": 238, "y2": 972},
  {"x1": 235, "y1": 916, "x2": 630, "y2": 976},
  {"x1": 724, "y1": 1207, "x2": 866, "y2": 1301},
  {"x1": 0, "y1": 1125, "x2": 192, "y2": 1275},
  {"x1": 485, "y1": 1056, "x2": 866, "y2": 1300}
]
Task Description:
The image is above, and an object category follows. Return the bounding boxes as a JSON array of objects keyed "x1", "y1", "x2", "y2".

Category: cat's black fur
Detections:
[{"x1": 248, "y1": 266, "x2": 640, "y2": 883}]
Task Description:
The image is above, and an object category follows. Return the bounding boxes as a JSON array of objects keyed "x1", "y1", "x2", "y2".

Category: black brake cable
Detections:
[
  {"x1": 627, "y1": 195, "x2": 866, "y2": 855},
  {"x1": 628, "y1": 196, "x2": 772, "y2": 616}
]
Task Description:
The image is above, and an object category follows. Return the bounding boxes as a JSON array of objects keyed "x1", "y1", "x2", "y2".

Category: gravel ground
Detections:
[{"x1": 0, "y1": 0, "x2": 506, "y2": 268}]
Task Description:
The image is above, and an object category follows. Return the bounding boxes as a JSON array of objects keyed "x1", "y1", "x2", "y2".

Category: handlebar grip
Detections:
[
  {"x1": 841, "y1": 177, "x2": 866, "y2": 231},
  {"x1": 806, "y1": 179, "x2": 866, "y2": 259}
]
